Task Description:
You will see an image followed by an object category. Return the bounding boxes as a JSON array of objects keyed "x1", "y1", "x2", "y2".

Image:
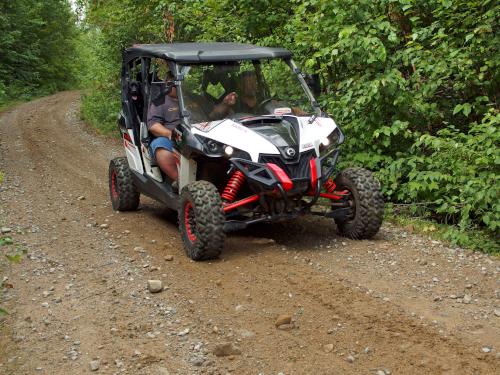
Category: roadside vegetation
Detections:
[
  {"x1": 0, "y1": 0, "x2": 80, "y2": 107},
  {"x1": 0, "y1": 171, "x2": 25, "y2": 316},
  {"x1": 0, "y1": 1, "x2": 498, "y2": 251}
]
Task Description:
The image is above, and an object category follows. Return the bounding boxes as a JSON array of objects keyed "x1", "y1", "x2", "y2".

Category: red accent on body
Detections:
[
  {"x1": 123, "y1": 133, "x2": 133, "y2": 142},
  {"x1": 221, "y1": 170, "x2": 246, "y2": 202},
  {"x1": 266, "y1": 163, "x2": 293, "y2": 191},
  {"x1": 223, "y1": 194, "x2": 259, "y2": 213},
  {"x1": 309, "y1": 158, "x2": 318, "y2": 193},
  {"x1": 323, "y1": 178, "x2": 336, "y2": 193},
  {"x1": 307, "y1": 191, "x2": 349, "y2": 201}
]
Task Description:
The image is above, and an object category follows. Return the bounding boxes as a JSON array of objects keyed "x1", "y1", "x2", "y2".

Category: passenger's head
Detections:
[{"x1": 240, "y1": 71, "x2": 258, "y2": 97}]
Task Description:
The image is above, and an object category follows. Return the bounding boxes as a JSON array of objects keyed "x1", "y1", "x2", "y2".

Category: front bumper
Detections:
[{"x1": 229, "y1": 148, "x2": 340, "y2": 196}]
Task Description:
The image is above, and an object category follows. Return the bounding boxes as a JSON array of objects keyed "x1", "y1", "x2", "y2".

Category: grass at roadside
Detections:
[
  {"x1": 0, "y1": 100, "x2": 26, "y2": 114},
  {"x1": 0, "y1": 93, "x2": 49, "y2": 114},
  {"x1": 80, "y1": 89, "x2": 120, "y2": 135},
  {"x1": 385, "y1": 205, "x2": 499, "y2": 255}
]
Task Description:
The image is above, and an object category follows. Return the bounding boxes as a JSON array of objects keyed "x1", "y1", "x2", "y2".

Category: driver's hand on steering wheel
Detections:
[{"x1": 222, "y1": 92, "x2": 237, "y2": 106}]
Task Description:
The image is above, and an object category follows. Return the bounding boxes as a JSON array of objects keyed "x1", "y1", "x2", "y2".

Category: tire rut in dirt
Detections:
[
  {"x1": 109, "y1": 157, "x2": 140, "y2": 211},
  {"x1": 179, "y1": 180, "x2": 225, "y2": 260},
  {"x1": 335, "y1": 167, "x2": 384, "y2": 239}
]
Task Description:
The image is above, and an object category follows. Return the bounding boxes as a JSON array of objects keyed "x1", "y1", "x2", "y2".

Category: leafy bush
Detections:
[{"x1": 378, "y1": 110, "x2": 499, "y2": 231}]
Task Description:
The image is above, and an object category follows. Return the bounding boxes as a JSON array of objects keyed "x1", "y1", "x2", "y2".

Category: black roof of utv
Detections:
[{"x1": 123, "y1": 42, "x2": 292, "y2": 64}]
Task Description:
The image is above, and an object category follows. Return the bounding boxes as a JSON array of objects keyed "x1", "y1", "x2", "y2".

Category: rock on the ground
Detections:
[
  {"x1": 323, "y1": 344, "x2": 334, "y2": 353},
  {"x1": 147, "y1": 280, "x2": 163, "y2": 293},
  {"x1": 463, "y1": 294, "x2": 472, "y2": 304},
  {"x1": 189, "y1": 356, "x2": 205, "y2": 366},
  {"x1": 89, "y1": 360, "x2": 100, "y2": 371},
  {"x1": 275, "y1": 314, "x2": 292, "y2": 327}
]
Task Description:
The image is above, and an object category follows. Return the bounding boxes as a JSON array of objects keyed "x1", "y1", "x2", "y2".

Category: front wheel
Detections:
[
  {"x1": 334, "y1": 168, "x2": 384, "y2": 239},
  {"x1": 179, "y1": 181, "x2": 225, "y2": 260},
  {"x1": 109, "y1": 157, "x2": 140, "y2": 211}
]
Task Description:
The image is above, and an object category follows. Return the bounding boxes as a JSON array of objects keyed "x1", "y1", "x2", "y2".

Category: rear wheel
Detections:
[
  {"x1": 179, "y1": 181, "x2": 225, "y2": 260},
  {"x1": 334, "y1": 167, "x2": 384, "y2": 239},
  {"x1": 109, "y1": 157, "x2": 140, "y2": 211}
]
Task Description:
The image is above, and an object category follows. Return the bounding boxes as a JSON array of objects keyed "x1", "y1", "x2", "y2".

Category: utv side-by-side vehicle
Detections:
[{"x1": 109, "y1": 42, "x2": 384, "y2": 260}]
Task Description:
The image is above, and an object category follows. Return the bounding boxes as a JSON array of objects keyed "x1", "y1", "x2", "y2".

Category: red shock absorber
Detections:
[
  {"x1": 221, "y1": 170, "x2": 245, "y2": 202},
  {"x1": 323, "y1": 178, "x2": 337, "y2": 193}
]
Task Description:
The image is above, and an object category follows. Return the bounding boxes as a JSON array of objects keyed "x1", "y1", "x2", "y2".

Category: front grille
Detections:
[{"x1": 259, "y1": 150, "x2": 316, "y2": 179}]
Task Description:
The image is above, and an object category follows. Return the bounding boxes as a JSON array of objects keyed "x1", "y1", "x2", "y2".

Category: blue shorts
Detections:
[{"x1": 150, "y1": 137, "x2": 174, "y2": 159}]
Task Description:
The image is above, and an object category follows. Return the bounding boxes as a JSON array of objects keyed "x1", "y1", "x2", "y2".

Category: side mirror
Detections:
[{"x1": 303, "y1": 73, "x2": 321, "y2": 97}]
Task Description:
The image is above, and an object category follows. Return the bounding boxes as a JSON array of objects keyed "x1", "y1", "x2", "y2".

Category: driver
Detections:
[
  {"x1": 208, "y1": 70, "x2": 258, "y2": 119},
  {"x1": 147, "y1": 73, "x2": 180, "y2": 182}
]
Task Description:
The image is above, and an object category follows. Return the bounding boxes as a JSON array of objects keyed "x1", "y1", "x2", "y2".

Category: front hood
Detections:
[
  {"x1": 191, "y1": 115, "x2": 339, "y2": 162},
  {"x1": 245, "y1": 120, "x2": 298, "y2": 148},
  {"x1": 191, "y1": 119, "x2": 280, "y2": 162}
]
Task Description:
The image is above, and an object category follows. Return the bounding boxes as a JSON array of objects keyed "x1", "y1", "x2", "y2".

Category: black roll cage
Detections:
[{"x1": 120, "y1": 55, "x2": 322, "y2": 134}]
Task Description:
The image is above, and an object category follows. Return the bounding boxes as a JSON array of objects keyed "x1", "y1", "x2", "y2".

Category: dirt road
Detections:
[{"x1": 0, "y1": 92, "x2": 499, "y2": 374}]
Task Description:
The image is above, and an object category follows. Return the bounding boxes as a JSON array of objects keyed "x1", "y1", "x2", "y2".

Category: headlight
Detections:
[
  {"x1": 207, "y1": 140, "x2": 222, "y2": 153},
  {"x1": 320, "y1": 128, "x2": 344, "y2": 153},
  {"x1": 327, "y1": 127, "x2": 344, "y2": 145},
  {"x1": 195, "y1": 135, "x2": 249, "y2": 159}
]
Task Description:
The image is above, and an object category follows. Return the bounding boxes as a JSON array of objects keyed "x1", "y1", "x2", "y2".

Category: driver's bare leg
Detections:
[{"x1": 155, "y1": 148, "x2": 178, "y2": 181}]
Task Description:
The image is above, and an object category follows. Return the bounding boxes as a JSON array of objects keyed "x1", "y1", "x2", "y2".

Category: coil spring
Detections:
[
  {"x1": 323, "y1": 178, "x2": 337, "y2": 193},
  {"x1": 221, "y1": 170, "x2": 245, "y2": 202}
]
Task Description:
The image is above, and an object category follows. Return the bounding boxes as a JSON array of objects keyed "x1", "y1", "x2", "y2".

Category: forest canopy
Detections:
[{"x1": 0, "y1": 0, "x2": 79, "y2": 102}]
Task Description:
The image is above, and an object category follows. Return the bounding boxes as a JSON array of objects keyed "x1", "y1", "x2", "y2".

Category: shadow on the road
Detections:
[{"x1": 136, "y1": 200, "x2": 386, "y2": 261}]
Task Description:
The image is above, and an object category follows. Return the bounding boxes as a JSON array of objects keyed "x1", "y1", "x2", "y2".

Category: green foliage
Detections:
[
  {"x1": 0, "y1": 237, "x2": 13, "y2": 247},
  {"x1": 381, "y1": 110, "x2": 499, "y2": 231},
  {"x1": 0, "y1": 0, "x2": 79, "y2": 105},
  {"x1": 1, "y1": 234, "x2": 24, "y2": 316},
  {"x1": 386, "y1": 205, "x2": 499, "y2": 254},
  {"x1": 80, "y1": 0, "x2": 499, "y2": 247}
]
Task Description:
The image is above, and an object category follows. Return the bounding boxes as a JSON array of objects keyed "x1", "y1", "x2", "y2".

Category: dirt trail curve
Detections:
[{"x1": 0, "y1": 92, "x2": 499, "y2": 375}]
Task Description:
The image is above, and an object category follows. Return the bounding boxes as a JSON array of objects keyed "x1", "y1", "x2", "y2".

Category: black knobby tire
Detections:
[
  {"x1": 179, "y1": 181, "x2": 225, "y2": 260},
  {"x1": 108, "y1": 157, "x2": 140, "y2": 211},
  {"x1": 334, "y1": 167, "x2": 384, "y2": 239}
]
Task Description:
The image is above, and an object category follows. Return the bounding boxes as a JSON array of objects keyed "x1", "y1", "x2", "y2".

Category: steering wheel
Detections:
[{"x1": 256, "y1": 98, "x2": 275, "y2": 113}]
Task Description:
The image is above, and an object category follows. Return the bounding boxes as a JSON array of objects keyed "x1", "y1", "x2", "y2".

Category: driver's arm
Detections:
[
  {"x1": 149, "y1": 123, "x2": 172, "y2": 138},
  {"x1": 209, "y1": 92, "x2": 237, "y2": 120}
]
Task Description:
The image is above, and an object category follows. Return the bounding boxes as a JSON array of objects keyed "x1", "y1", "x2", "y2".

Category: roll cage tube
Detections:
[
  {"x1": 175, "y1": 63, "x2": 191, "y2": 126},
  {"x1": 286, "y1": 59, "x2": 322, "y2": 116}
]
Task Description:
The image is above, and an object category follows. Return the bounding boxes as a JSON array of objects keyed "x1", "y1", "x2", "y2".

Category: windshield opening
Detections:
[{"x1": 180, "y1": 59, "x2": 314, "y2": 123}]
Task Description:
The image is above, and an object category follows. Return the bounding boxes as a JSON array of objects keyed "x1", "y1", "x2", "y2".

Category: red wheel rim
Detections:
[
  {"x1": 184, "y1": 202, "x2": 197, "y2": 242},
  {"x1": 111, "y1": 170, "x2": 119, "y2": 199}
]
